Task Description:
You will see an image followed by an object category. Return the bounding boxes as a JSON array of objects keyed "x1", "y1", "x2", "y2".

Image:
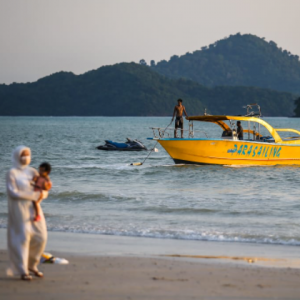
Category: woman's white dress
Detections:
[{"x1": 6, "y1": 146, "x2": 48, "y2": 276}]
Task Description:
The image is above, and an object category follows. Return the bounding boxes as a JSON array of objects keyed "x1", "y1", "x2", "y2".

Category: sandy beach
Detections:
[
  {"x1": 1, "y1": 249, "x2": 300, "y2": 300},
  {"x1": 1, "y1": 230, "x2": 300, "y2": 300}
]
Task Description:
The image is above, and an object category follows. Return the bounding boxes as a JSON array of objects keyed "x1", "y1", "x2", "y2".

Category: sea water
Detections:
[{"x1": 0, "y1": 116, "x2": 300, "y2": 246}]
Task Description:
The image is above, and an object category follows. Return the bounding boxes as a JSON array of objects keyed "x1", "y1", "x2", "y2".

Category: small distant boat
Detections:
[
  {"x1": 149, "y1": 104, "x2": 300, "y2": 166},
  {"x1": 97, "y1": 138, "x2": 148, "y2": 151}
]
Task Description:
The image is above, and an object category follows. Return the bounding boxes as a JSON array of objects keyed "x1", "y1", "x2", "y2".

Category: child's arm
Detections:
[{"x1": 44, "y1": 179, "x2": 52, "y2": 191}]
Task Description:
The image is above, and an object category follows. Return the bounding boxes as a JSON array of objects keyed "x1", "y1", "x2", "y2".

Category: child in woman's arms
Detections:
[{"x1": 32, "y1": 162, "x2": 52, "y2": 222}]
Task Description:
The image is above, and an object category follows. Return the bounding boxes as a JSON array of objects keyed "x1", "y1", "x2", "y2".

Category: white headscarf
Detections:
[{"x1": 12, "y1": 145, "x2": 31, "y2": 169}]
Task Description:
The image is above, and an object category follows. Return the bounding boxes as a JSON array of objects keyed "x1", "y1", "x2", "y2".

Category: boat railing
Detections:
[
  {"x1": 275, "y1": 129, "x2": 300, "y2": 141},
  {"x1": 243, "y1": 103, "x2": 262, "y2": 117},
  {"x1": 150, "y1": 127, "x2": 208, "y2": 139}
]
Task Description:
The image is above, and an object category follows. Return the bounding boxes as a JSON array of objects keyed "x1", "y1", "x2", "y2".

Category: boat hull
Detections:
[{"x1": 158, "y1": 139, "x2": 300, "y2": 165}]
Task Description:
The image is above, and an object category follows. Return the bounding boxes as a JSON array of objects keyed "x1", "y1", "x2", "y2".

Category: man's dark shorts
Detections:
[{"x1": 175, "y1": 117, "x2": 183, "y2": 129}]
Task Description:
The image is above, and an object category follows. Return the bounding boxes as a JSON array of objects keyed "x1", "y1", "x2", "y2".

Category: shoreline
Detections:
[
  {"x1": 1, "y1": 228, "x2": 300, "y2": 268},
  {"x1": 1, "y1": 229, "x2": 300, "y2": 299}
]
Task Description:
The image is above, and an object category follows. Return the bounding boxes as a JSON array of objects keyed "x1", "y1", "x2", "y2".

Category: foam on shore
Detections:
[{"x1": 1, "y1": 228, "x2": 299, "y2": 269}]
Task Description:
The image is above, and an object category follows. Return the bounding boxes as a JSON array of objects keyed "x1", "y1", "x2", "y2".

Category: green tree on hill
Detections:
[
  {"x1": 152, "y1": 33, "x2": 300, "y2": 95},
  {"x1": 0, "y1": 63, "x2": 297, "y2": 116},
  {"x1": 294, "y1": 97, "x2": 300, "y2": 117}
]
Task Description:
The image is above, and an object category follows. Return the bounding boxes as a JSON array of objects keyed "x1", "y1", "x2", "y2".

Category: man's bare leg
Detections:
[
  {"x1": 181, "y1": 129, "x2": 184, "y2": 138},
  {"x1": 174, "y1": 129, "x2": 178, "y2": 138}
]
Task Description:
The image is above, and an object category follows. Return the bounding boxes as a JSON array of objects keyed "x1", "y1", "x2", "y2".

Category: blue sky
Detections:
[{"x1": 0, "y1": 0, "x2": 299, "y2": 84}]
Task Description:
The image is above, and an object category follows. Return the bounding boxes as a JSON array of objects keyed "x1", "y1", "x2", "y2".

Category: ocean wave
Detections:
[
  {"x1": 47, "y1": 190, "x2": 140, "y2": 203},
  {"x1": 52, "y1": 162, "x2": 184, "y2": 171},
  {"x1": 128, "y1": 206, "x2": 219, "y2": 214},
  {"x1": 43, "y1": 226, "x2": 300, "y2": 246},
  {"x1": 223, "y1": 164, "x2": 272, "y2": 168},
  {"x1": 125, "y1": 205, "x2": 269, "y2": 216},
  {"x1": 54, "y1": 164, "x2": 134, "y2": 170},
  {"x1": 1, "y1": 220, "x2": 300, "y2": 246}
]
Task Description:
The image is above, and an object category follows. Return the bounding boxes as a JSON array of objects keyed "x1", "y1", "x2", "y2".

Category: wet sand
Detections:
[{"x1": 1, "y1": 230, "x2": 300, "y2": 299}]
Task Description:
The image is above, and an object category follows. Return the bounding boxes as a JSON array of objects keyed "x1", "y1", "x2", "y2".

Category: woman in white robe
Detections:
[{"x1": 6, "y1": 145, "x2": 48, "y2": 280}]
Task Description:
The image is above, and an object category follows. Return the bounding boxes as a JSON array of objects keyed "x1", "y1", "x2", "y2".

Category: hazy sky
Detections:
[{"x1": 0, "y1": 0, "x2": 299, "y2": 84}]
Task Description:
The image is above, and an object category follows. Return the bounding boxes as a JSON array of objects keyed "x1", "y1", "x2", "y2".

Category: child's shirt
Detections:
[{"x1": 34, "y1": 176, "x2": 49, "y2": 192}]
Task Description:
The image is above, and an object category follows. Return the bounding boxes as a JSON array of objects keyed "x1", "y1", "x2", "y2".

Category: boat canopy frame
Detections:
[{"x1": 186, "y1": 115, "x2": 300, "y2": 143}]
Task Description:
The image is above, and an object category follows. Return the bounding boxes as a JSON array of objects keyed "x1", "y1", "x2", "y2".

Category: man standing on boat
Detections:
[
  {"x1": 237, "y1": 121, "x2": 244, "y2": 140},
  {"x1": 172, "y1": 99, "x2": 188, "y2": 138}
]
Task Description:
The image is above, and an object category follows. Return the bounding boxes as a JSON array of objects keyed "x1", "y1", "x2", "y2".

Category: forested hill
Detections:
[
  {"x1": 0, "y1": 63, "x2": 297, "y2": 116},
  {"x1": 151, "y1": 33, "x2": 300, "y2": 95}
]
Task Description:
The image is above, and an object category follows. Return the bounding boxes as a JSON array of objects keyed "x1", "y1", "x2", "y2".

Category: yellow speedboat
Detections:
[{"x1": 150, "y1": 104, "x2": 300, "y2": 166}]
